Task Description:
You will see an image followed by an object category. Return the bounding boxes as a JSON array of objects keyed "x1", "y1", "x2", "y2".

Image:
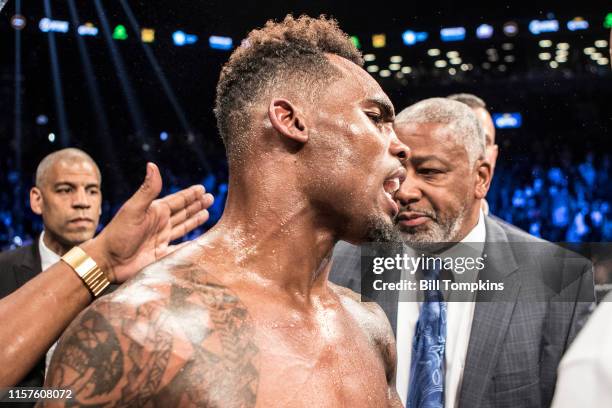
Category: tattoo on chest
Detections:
[{"x1": 46, "y1": 274, "x2": 259, "y2": 408}]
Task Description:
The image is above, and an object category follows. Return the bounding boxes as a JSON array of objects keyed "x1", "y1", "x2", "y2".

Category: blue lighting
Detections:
[
  {"x1": 173, "y1": 30, "x2": 198, "y2": 46},
  {"x1": 209, "y1": 35, "x2": 233, "y2": 50},
  {"x1": 39, "y1": 18, "x2": 69, "y2": 33},
  {"x1": 440, "y1": 27, "x2": 466, "y2": 42},
  {"x1": 160, "y1": 131, "x2": 169, "y2": 141},
  {"x1": 567, "y1": 18, "x2": 589, "y2": 31},
  {"x1": 493, "y1": 113, "x2": 522, "y2": 129},
  {"x1": 529, "y1": 19, "x2": 559, "y2": 35},
  {"x1": 402, "y1": 30, "x2": 428, "y2": 46},
  {"x1": 476, "y1": 24, "x2": 494, "y2": 39}
]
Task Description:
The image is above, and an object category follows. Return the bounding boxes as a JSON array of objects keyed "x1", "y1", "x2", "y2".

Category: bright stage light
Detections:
[
  {"x1": 209, "y1": 35, "x2": 231, "y2": 50},
  {"x1": 493, "y1": 113, "x2": 522, "y2": 129},
  {"x1": 476, "y1": 24, "x2": 493, "y2": 39},
  {"x1": 78, "y1": 22, "x2": 98, "y2": 36},
  {"x1": 440, "y1": 26, "x2": 466, "y2": 42},
  {"x1": 39, "y1": 18, "x2": 69, "y2": 33},
  {"x1": 112, "y1": 24, "x2": 128, "y2": 40},
  {"x1": 141, "y1": 28, "x2": 155, "y2": 43},
  {"x1": 529, "y1": 19, "x2": 559, "y2": 35}
]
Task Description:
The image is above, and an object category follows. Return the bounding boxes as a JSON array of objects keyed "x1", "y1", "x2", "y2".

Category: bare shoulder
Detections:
[
  {"x1": 328, "y1": 282, "x2": 397, "y2": 381},
  {"x1": 43, "y1": 255, "x2": 259, "y2": 407}
]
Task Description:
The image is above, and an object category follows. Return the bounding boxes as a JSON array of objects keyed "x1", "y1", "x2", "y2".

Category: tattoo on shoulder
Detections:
[{"x1": 44, "y1": 271, "x2": 259, "y2": 408}]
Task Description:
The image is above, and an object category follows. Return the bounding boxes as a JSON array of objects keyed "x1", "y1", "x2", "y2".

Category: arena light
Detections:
[
  {"x1": 598, "y1": 58, "x2": 609, "y2": 65},
  {"x1": 529, "y1": 19, "x2": 559, "y2": 35},
  {"x1": 402, "y1": 30, "x2": 428, "y2": 46},
  {"x1": 401, "y1": 66, "x2": 412, "y2": 74},
  {"x1": 502, "y1": 42, "x2": 514, "y2": 51},
  {"x1": 539, "y1": 40, "x2": 552, "y2": 47},
  {"x1": 389, "y1": 63, "x2": 401, "y2": 71},
  {"x1": 604, "y1": 13, "x2": 612, "y2": 29},
  {"x1": 549, "y1": 61, "x2": 559, "y2": 68},
  {"x1": 390, "y1": 55, "x2": 402, "y2": 63},
  {"x1": 440, "y1": 26, "x2": 466, "y2": 42},
  {"x1": 350, "y1": 36, "x2": 361, "y2": 49},
  {"x1": 366, "y1": 65, "x2": 379, "y2": 73},
  {"x1": 427, "y1": 48, "x2": 441, "y2": 56},
  {"x1": 48, "y1": 132, "x2": 56, "y2": 142},
  {"x1": 77, "y1": 22, "x2": 98, "y2": 36},
  {"x1": 160, "y1": 131, "x2": 169, "y2": 141},
  {"x1": 595, "y1": 40, "x2": 608, "y2": 48},
  {"x1": 504, "y1": 55, "x2": 515, "y2": 63},
  {"x1": 567, "y1": 17, "x2": 589, "y2": 31},
  {"x1": 372, "y1": 34, "x2": 386, "y2": 48},
  {"x1": 538, "y1": 52, "x2": 552, "y2": 60},
  {"x1": 450, "y1": 57, "x2": 462, "y2": 65},
  {"x1": 174, "y1": 31, "x2": 199, "y2": 46},
  {"x1": 141, "y1": 28, "x2": 155, "y2": 43},
  {"x1": 39, "y1": 17, "x2": 69, "y2": 33},
  {"x1": 446, "y1": 51, "x2": 459, "y2": 58},
  {"x1": 493, "y1": 113, "x2": 522, "y2": 129},
  {"x1": 460, "y1": 63, "x2": 469, "y2": 71},
  {"x1": 557, "y1": 42, "x2": 570, "y2": 50},
  {"x1": 434, "y1": 59, "x2": 447, "y2": 68},
  {"x1": 584, "y1": 47, "x2": 596, "y2": 55},
  {"x1": 503, "y1": 22, "x2": 519, "y2": 37},
  {"x1": 11, "y1": 14, "x2": 26, "y2": 30},
  {"x1": 209, "y1": 35, "x2": 232, "y2": 50},
  {"x1": 476, "y1": 24, "x2": 493, "y2": 39},
  {"x1": 112, "y1": 24, "x2": 128, "y2": 40},
  {"x1": 364, "y1": 54, "x2": 376, "y2": 62},
  {"x1": 379, "y1": 69, "x2": 391, "y2": 77},
  {"x1": 448, "y1": 67, "x2": 456, "y2": 75}
]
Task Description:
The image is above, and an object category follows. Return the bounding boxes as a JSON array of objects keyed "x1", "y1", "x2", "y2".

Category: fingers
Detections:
[
  {"x1": 159, "y1": 185, "x2": 212, "y2": 215},
  {"x1": 168, "y1": 191, "x2": 214, "y2": 227},
  {"x1": 168, "y1": 209, "x2": 210, "y2": 242},
  {"x1": 126, "y1": 163, "x2": 163, "y2": 213}
]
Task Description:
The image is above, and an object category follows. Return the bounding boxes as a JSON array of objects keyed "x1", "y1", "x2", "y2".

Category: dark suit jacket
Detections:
[
  {"x1": 0, "y1": 241, "x2": 46, "y2": 394},
  {"x1": 329, "y1": 216, "x2": 594, "y2": 408}
]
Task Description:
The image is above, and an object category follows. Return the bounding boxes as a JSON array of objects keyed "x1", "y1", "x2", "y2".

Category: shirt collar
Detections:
[{"x1": 39, "y1": 230, "x2": 61, "y2": 271}]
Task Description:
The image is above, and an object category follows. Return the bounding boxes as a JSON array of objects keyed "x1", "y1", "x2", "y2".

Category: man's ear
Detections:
[
  {"x1": 268, "y1": 98, "x2": 308, "y2": 144},
  {"x1": 474, "y1": 159, "x2": 492, "y2": 199},
  {"x1": 30, "y1": 187, "x2": 43, "y2": 215}
]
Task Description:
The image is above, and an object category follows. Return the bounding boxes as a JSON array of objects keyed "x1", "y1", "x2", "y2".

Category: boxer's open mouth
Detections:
[{"x1": 382, "y1": 167, "x2": 406, "y2": 216}]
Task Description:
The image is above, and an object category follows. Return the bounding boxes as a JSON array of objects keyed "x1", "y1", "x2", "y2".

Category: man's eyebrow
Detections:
[{"x1": 364, "y1": 97, "x2": 395, "y2": 120}]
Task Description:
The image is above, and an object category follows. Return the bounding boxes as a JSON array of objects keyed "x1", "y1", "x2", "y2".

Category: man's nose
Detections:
[
  {"x1": 395, "y1": 169, "x2": 423, "y2": 205},
  {"x1": 72, "y1": 189, "x2": 91, "y2": 209}
]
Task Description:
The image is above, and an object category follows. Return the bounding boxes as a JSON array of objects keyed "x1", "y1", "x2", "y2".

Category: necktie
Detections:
[{"x1": 407, "y1": 264, "x2": 447, "y2": 408}]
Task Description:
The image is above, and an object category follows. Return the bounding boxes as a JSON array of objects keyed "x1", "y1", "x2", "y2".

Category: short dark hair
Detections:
[
  {"x1": 447, "y1": 93, "x2": 487, "y2": 110},
  {"x1": 214, "y1": 15, "x2": 363, "y2": 162}
]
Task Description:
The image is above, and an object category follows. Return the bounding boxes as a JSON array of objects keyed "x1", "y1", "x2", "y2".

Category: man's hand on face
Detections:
[{"x1": 81, "y1": 163, "x2": 214, "y2": 283}]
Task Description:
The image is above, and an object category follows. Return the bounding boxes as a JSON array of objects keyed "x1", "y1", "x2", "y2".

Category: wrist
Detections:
[{"x1": 79, "y1": 238, "x2": 116, "y2": 283}]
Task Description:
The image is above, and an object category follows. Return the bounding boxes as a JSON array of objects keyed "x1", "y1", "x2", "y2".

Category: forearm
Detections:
[{"x1": 0, "y1": 241, "x2": 109, "y2": 387}]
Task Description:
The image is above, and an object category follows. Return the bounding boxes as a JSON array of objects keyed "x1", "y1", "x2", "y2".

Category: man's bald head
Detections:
[
  {"x1": 36, "y1": 148, "x2": 101, "y2": 188},
  {"x1": 396, "y1": 97, "x2": 485, "y2": 165}
]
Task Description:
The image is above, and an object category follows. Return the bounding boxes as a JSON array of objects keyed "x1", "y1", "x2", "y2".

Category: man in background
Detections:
[
  {"x1": 447, "y1": 93, "x2": 498, "y2": 215},
  {"x1": 0, "y1": 149, "x2": 213, "y2": 394}
]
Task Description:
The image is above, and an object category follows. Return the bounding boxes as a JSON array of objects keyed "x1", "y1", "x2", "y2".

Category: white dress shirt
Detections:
[
  {"x1": 38, "y1": 231, "x2": 62, "y2": 374},
  {"x1": 396, "y1": 210, "x2": 486, "y2": 408},
  {"x1": 550, "y1": 295, "x2": 612, "y2": 408}
]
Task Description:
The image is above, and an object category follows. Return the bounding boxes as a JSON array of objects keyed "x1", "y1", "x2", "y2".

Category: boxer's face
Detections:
[
  {"x1": 299, "y1": 55, "x2": 408, "y2": 242},
  {"x1": 30, "y1": 159, "x2": 102, "y2": 248},
  {"x1": 393, "y1": 121, "x2": 483, "y2": 243}
]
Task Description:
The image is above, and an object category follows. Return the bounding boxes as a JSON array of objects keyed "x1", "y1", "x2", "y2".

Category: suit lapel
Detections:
[
  {"x1": 14, "y1": 239, "x2": 43, "y2": 288},
  {"x1": 458, "y1": 217, "x2": 520, "y2": 408}
]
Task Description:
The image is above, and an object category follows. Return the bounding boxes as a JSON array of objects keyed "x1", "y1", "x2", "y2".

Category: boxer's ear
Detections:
[{"x1": 268, "y1": 98, "x2": 308, "y2": 144}]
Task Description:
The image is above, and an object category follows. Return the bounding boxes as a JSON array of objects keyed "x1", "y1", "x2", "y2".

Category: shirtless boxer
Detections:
[{"x1": 43, "y1": 15, "x2": 409, "y2": 407}]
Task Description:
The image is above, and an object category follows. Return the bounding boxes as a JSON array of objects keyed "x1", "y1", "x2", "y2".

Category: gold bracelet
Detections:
[{"x1": 61, "y1": 246, "x2": 110, "y2": 297}]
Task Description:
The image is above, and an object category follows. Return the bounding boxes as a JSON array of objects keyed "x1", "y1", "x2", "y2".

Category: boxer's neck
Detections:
[{"x1": 200, "y1": 176, "x2": 338, "y2": 298}]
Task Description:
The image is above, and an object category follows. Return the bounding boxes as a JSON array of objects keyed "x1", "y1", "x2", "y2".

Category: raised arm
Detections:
[{"x1": 0, "y1": 163, "x2": 213, "y2": 387}]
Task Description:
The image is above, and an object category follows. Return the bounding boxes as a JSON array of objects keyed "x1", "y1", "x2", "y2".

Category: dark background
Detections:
[{"x1": 0, "y1": 1, "x2": 610, "y2": 256}]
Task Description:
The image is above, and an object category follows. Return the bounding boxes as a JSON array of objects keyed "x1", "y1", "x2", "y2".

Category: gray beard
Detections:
[{"x1": 397, "y1": 205, "x2": 469, "y2": 250}]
